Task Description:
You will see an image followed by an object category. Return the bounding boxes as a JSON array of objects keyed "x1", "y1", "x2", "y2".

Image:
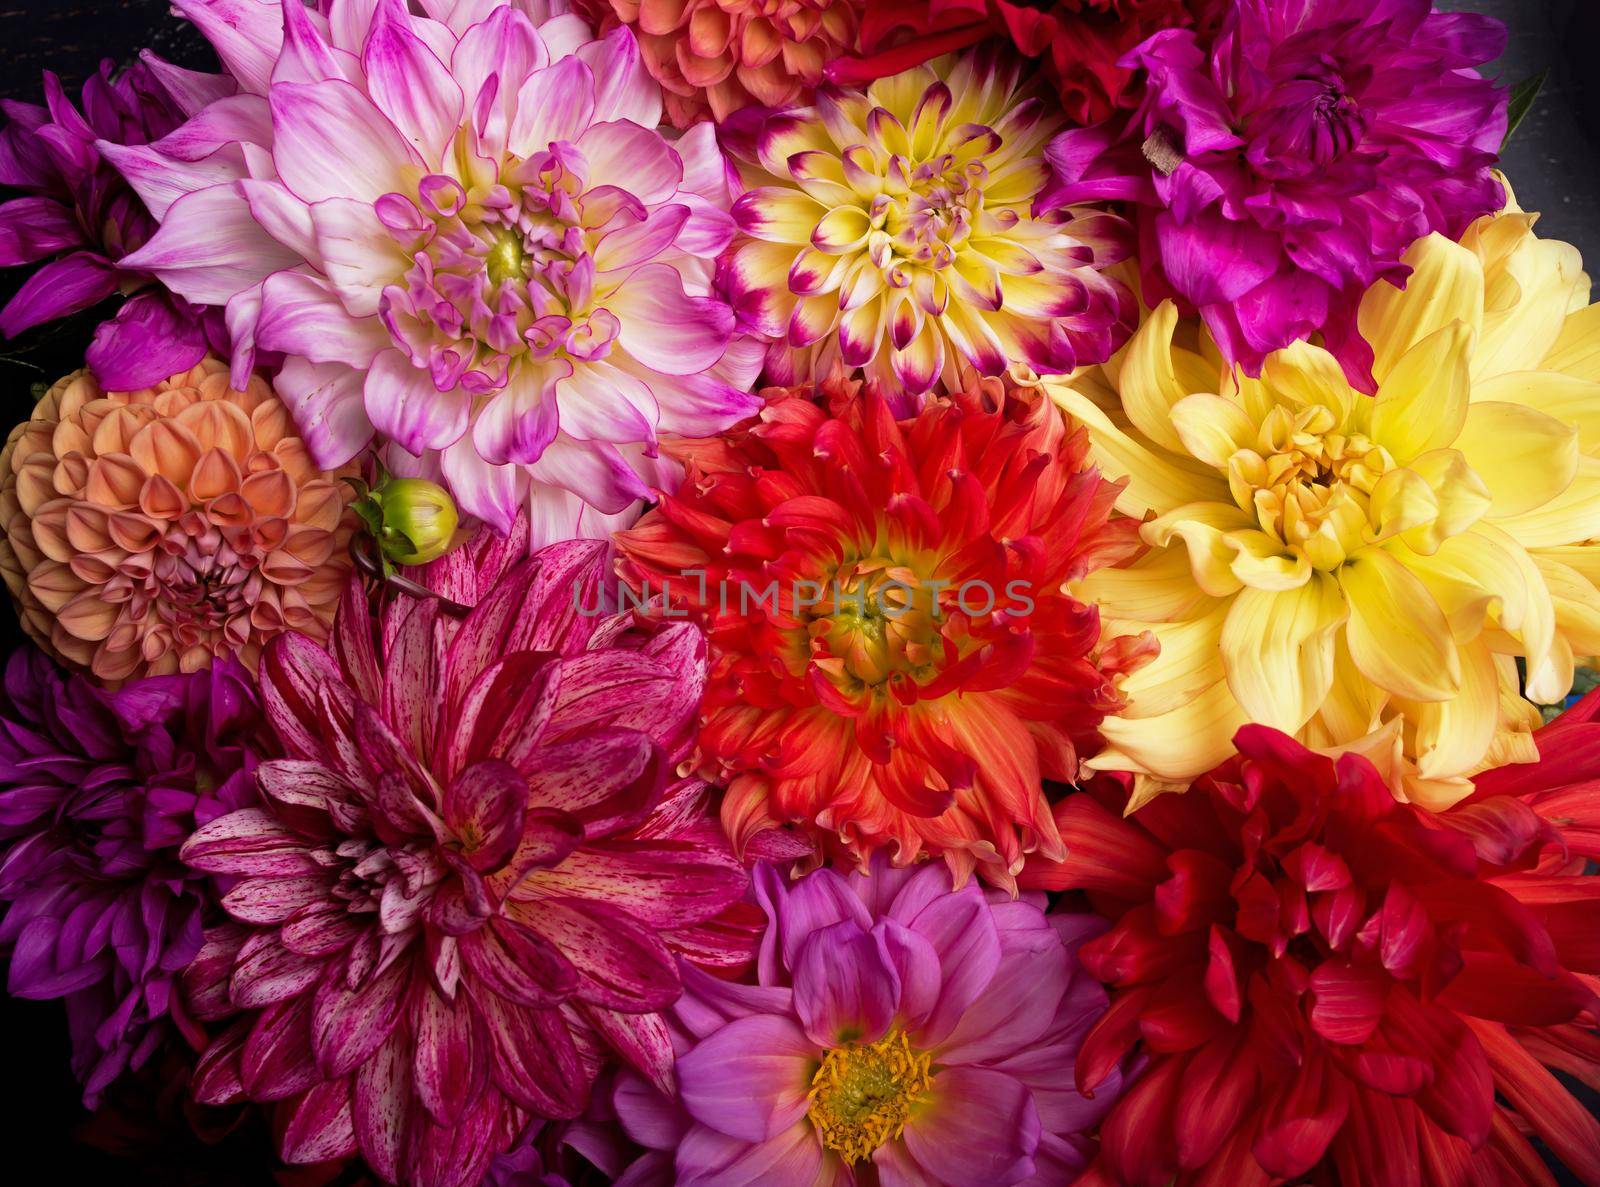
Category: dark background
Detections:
[{"x1": 0, "y1": 0, "x2": 1594, "y2": 1183}]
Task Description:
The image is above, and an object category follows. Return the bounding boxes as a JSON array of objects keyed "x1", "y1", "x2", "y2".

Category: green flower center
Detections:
[{"x1": 807, "y1": 1030, "x2": 933, "y2": 1164}]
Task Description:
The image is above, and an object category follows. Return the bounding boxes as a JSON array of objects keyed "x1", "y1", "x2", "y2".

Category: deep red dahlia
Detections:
[
  {"x1": 1023, "y1": 721, "x2": 1600, "y2": 1186},
  {"x1": 831, "y1": 0, "x2": 1226, "y2": 126},
  {"x1": 615, "y1": 369, "x2": 1148, "y2": 887}
]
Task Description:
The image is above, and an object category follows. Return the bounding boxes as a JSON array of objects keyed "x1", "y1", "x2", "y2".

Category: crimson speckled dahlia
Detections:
[
  {"x1": 617, "y1": 368, "x2": 1148, "y2": 886},
  {"x1": 724, "y1": 49, "x2": 1134, "y2": 397},
  {"x1": 0, "y1": 650, "x2": 268, "y2": 1106},
  {"x1": 179, "y1": 543, "x2": 753, "y2": 1187}
]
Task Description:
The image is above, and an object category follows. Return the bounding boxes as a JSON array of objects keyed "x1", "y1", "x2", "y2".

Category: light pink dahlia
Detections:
[
  {"x1": 113, "y1": 0, "x2": 762, "y2": 544},
  {"x1": 178, "y1": 540, "x2": 755, "y2": 1187}
]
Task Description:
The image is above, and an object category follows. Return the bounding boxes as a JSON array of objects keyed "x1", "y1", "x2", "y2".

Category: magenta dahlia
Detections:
[
  {"x1": 605, "y1": 856, "x2": 1128, "y2": 1184},
  {"x1": 1041, "y1": 0, "x2": 1509, "y2": 381},
  {"x1": 0, "y1": 55, "x2": 231, "y2": 387},
  {"x1": 0, "y1": 648, "x2": 268, "y2": 1106},
  {"x1": 179, "y1": 540, "x2": 755, "y2": 1187}
]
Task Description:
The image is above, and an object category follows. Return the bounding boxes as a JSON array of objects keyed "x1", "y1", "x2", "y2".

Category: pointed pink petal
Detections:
[
  {"x1": 241, "y1": 994, "x2": 320, "y2": 1101},
  {"x1": 312, "y1": 956, "x2": 408, "y2": 1078},
  {"x1": 354, "y1": 1024, "x2": 413, "y2": 1183},
  {"x1": 270, "y1": 78, "x2": 422, "y2": 204},
  {"x1": 611, "y1": 262, "x2": 733, "y2": 376},
  {"x1": 458, "y1": 915, "x2": 578, "y2": 1008},
  {"x1": 280, "y1": 1077, "x2": 358, "y2": 1165},
  {"x1": 411, "y1": 976, "x2": 485, "y2": 1127},
  {"x1": 273, "y1": 357, "x2": 374, "y2": 469},
  {"x1": 900, "y1": 1066, "x2": 1040, "y2": 1187},
  {"x1": 172, "y1": 0, "x2": 286, "y2": 95},
  {"x1": 182, "y1": 807, "x2": 320, "y2": 877},
  {"x1": 443, "y1": 760, "x2": 527, "y2": 873},
  {"x1": 479, "y1": 994, "x2": 587, "y2": 1119},
  {"x1": 676, "y1": 1015, "x2": 815, "y2": 1143},
  {"x1": 518, "y1": 898, "x2": 678, "y2": 1012},
  {"x1": 257, "y1": 270, "x2": 389, "y2": 367},
  {"x1": 258, "y1": 631, "x2": 346, "y2": 761},
  {"x1": 363, "y1": 0, "x2": 463, "y2": 166},
  {"x1": 364, "y1": 347, "x2": 469, "y2": 454},
  {"x1": 118, "y1": 183, "x2": 301, "y2": 306}
]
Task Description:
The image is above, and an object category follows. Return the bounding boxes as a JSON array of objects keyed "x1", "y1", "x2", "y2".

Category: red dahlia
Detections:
[
  {"x1": 831, "y1": 0, "x2": 1227, "y2": 126},
  {"x1": 1023, "y1": 717, "x2": 1600, "y2": 1185},
  {"x1": 615, "y1": 369, "x2": 1147, "y2": 887}
]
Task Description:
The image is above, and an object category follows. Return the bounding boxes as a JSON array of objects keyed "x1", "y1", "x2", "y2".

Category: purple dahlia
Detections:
[
  {"x1": 1042, "y1": 0, "x2": 1509, "y2": 382},
  {"x1": 0, "y1": 55, "x2": 233, "y2": 388},
  {"x1": 606, "y1": 857, "x2": 1128, "y2": 1185},
  {"x1": 0, "y1": 649, "x2": 268, "y2": 1106},
  {"x1": 180, "y1": 541, "x2": 757, "y2": 1187}
]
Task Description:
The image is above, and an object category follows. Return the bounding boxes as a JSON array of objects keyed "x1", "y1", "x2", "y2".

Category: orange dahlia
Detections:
[
  {"x1": 615, "y1": 368, "x2": 1148, "y2": 886},
  {"x1": 0, "y1": 358, "x2": 355, "y2": 683},
  {"x1": 576, "y1": 0, "x2": 861, "y2": 126}
]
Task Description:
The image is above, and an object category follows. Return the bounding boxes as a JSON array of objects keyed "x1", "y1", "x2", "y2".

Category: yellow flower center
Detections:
[
  {"x1": 807, "y1": 1030, "x2": 934, "y2": 1164},
  {"x1": 809, "y1": 555, "x2": 944, "y2": 691},
  {"x1": 869, "y1": 159, "x2": 985, "y2": 279},
  {"x1": 1229, "y1": 402, "x2": 1395, "y2": 567},
  {"x1": 485, "y1": 230, "x2": 527, "y2": 286}
]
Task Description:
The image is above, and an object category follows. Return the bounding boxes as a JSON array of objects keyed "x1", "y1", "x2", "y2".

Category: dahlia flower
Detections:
[
  {"x1": 115, "y1": 0, "x2": 761, "y2": 543},
  {"x1": 0, "y1": 54, "x2": 232, "y2": 388},
  {"x1": 482, "y1": 1103, "x2": 632, "y2": 1186},
  {"x1": 1042, "y1": 0, "x2": 1509, "y2": 377},
  {"x1": 1055, "y1": 206, "x2": 1600, "y2": 810},
  {"x1": 575, "y1": 0, "x2": 860, "y2": 126},
  {"x1": 724, "y1": 49, "x2": 1135, "y2": 398},
  {"x1": 605, "y1": 857, "x2": 1125, "y2": 1185},
  {"x1": 833, "y1": 0, "x2": 1226, "y2": 127},
  {"x1": 180, "y1": 541, "x2": 755, "y2": 1187},
  {"x1": 0, "y1": 357, "x2": 356, "y2": 684},
  {"x1": 1024, "y1": 723, "x2": 1600, "y2": 1186},
  {"x1": 616, "y1": 368, "x2": 1147, "y2": 886},
  {"x1": 0, "y1": 649, "x2": 268, "y2": 1107}
]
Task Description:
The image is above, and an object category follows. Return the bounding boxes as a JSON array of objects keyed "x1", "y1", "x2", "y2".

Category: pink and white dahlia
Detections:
[
  {"x1": 179, "y1": 542, "x2": 755, "y2": 1187},
  {"x1": 113, "y1": 0, "x2": 762, "y2": 543}
]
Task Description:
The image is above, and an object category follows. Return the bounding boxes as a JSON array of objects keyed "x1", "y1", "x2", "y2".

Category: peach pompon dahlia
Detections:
[
  {"x1": 0, "y1": 358, "x2": 354, "y2": 683},
  {"x1": 725, "y1": 48, "x2": 1135, "y2": 399},
  {"x1": 576, "y1": 0, "x2": 860, "y2": 126}
]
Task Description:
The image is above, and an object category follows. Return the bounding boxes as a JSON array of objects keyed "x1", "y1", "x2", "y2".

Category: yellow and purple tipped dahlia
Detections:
[
  {"x1": 0, "y1": 650, "x2": 268, "y2": 1107},
  {"x1": 117, "y1": 0, "x2": 762, "y2": 543},
  {"x1": 725, "y1": 49, "x2": 1135, "y2": 397},
  {"x1": 0, "y1": 358, "x2": 355, "y2": 684},
  {"x1": 180, "y1": 544, "x2": 754, "y2": 1187}
]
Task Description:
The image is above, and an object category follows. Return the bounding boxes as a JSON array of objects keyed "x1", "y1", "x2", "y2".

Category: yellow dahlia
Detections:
[
  {"x1": 726, "y1": 49, "x2": 1135, "y2": 397},
  {"x1": 1053, "y1": 202, "x2": 1600, "y2": 810},
  {"x1": 0, "y1": 358, "x2": 355, "y2": 683}
]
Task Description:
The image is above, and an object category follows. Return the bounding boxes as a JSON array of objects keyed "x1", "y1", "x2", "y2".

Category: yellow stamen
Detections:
[
  {"x1": 485, "y1": 231, "x2": 526, "y2": 286},
  {"x1": 807, "y1": 1030, "x2": 934, "y2": 1164}
]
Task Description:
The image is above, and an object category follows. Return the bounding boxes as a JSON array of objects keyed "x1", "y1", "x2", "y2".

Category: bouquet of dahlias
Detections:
[{"x1": 3, "y1": 0, "x2": 1600, "y2": 1184}]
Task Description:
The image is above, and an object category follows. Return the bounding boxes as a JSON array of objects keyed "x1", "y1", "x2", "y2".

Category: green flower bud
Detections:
[{"x1": 372, "y1": 478, "x2": 459, "y2": 566}]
